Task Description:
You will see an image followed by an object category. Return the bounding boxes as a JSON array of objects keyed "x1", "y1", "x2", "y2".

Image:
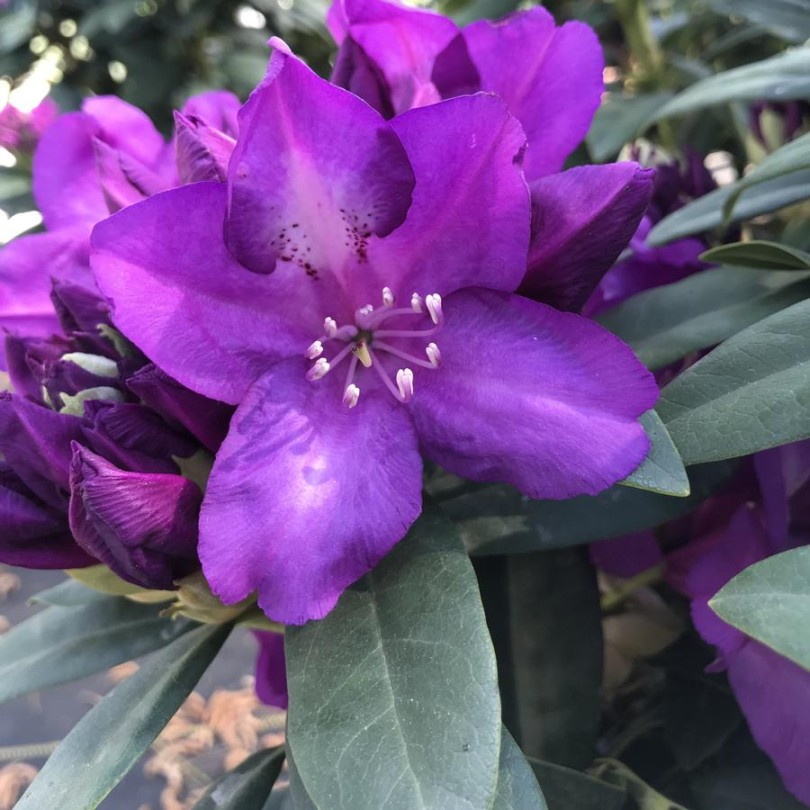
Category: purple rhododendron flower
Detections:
[
  {"x1": 0, "y1": 96, "x2": 58, "y2": 152},
  {"x1": 327, "y1": 0, "x2": 656, "y2": 314},
  {"x1": 254, "y1": 631, "x2": 288, "y2": 709},
  {"x1": 0, "y1": 91, "x2": 239, "y2": 367},
  {"x1": 91, "y1": 43, "x2": 658, "y2": 624}
]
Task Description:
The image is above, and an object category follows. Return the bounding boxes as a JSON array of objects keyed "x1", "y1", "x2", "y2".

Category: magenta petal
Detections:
[
  {"x1": 331, "y1": 37, "x2": 395, "y2": 119},
  {"x1": 32, "y1": 113, "x2": 108, "y2": 229},
  {"x1": 174, "y1": 111, "x2": 235, "y2": 184},
  {"x1": 199, "y1": 359, "x2": 423, "y2": 624},
  {"x1": 69, "y1": 444, "x2": 200, "y2": 589},
  {"x1": 91, "y1": 182, "x2": 341, "y2": 404},
  {"x1": 463, "y1": 8, "x2": 603, "y2": 181},
  {"x1": 180, "y1": 90, "x2": 240, "y2": 137},
  {"x1": 520, "y1": 163, "x2": 654, "y2": 311},
  {"x1": 370, "y1": 94, "x2": 530, "y2": 298},
  {"x1": 253, "y1": 631, "x2": 288, "y2": 709},
  {"x1": 93, "y1": 138, "x2": 167, "y2": 213},
  {"x1": 330, "y1": 0, "x2": 458, "y2": 113},
  {"x1": 411, "y1": 288, "x2": 657, "y2": 499},
  {"x1": 226, "y1": 45, "x2": 415, "y2": 276}
]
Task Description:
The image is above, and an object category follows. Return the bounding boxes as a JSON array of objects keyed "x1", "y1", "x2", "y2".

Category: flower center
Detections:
[{"x1": 304, "y1": 287, "x2": 443, "y2": 408}]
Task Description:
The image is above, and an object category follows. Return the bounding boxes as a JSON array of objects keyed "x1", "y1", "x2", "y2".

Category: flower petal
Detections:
[
  {"x1": 410, "y1": 288, "x2": 657, "y2": 499},
  {"x1": 369, "y1": 93, "x2": 530, "y2": 298},
  {"x1": 520, "y1": 163, "x2": 654, "y2": 311},
  {"x1": 69, "y1": 444, "x2": 200, "y2": 589},
  {"x1": 460, "y1": 7, "x2": 603, "y2": 180},
  {"x1": 253, "y1": 631, "x2": 288, "y2": 709},
  {"x1": 226, "y1": 44, "x2": 415, "y2": 276},
  {"x1": 180, "y1": 90, "x2": 240, "y2": 137},
  {"x1": 199, "y1": 358, "x2": 423, "y2": 624},
  {"x1": 174, "y1": 111, "x2": 235, "y2": 184},
  {"x1": 91, "y1": 182, "x2": 347, "y2": 403},
  {"x1": 329, "y1": 0, "x2": 458, "y2": 114}
]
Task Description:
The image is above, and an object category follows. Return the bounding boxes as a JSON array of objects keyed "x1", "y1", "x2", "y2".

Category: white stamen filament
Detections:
[
  {"x1": 425, "y1": 293, "x2": 443, "y2": 325},
  {"x1": 306, "y1": 357, "x2": 330, "y2": 381},
  {"x1": 343, "y1": 383, "x2": 360, "y2": 408},
  {"x1": 323, "y1": 317, "x2": 337, "y2": 338},
  {"x1": 411, "y1": 293, "x2": 423, "y2": 313},
  {"x1": 305, "y1": 340, "x2": 323, "y2": 359},
  {"x1": 426, "y1": 342, "x2": 441, "y2": 367},
  {"x1": 396, "y1": 368, "x2": 414, "y2": 402}
]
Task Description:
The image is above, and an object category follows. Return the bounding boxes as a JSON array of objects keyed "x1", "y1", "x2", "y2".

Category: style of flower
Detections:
[{"x1": 91, "y1": 43, "x2": 658, "y2": 625}]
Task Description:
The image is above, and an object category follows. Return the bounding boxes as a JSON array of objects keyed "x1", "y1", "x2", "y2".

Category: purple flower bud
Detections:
[
  {"x1": 174, "y1": 112, "x2": 236, "y2": 184},
  {"x1": 253, "y1": 631, "x2": 288, "y2": 709},
  {"x1": 69, "y1": 444, "x2": 201, "y2": 589}
]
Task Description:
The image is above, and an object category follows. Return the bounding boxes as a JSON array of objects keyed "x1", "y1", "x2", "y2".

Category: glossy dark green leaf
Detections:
[
  {"x1": 440, "y1": 461, "x2": 736, "y2": 555},
  {"x1": 710, "y1": 546, "x2": 810, "y2": 671},
  {"x1": 492, "y1": 730, "x2": 548, "y2": 810},
  {"x1": 586, "y1": 92, "x2": 674, "y2": 161},
  {"x1": 0, "y1": 595, "x2": 193, "y2": 705},
  {"x1": 704, "y1": 0, "x2": 810, "y2": 42},
  {"x1": 597, "y1": 267, "x2": 810, "y2": 370},
  {"x1": 17, "y1": 622, "x2": 230, "y2": 810},
  {"x1": 650, "y1": 49, "x2": 810, "y2": 122},
  {"x1": 659, "y1": 299, "x2": 810, "y2": 464},
  {"x1": 620, "y1": 411, "x2": 690, "y2": 497},
  {"x1": 193, "y1": 746, "x2": 286, "y2": 810},
  {"x1": 648, "y1": 170, "x2": 810, "y2": 246},
  {"x1": 30, "y1": 577, "x2": 111, "y2": 607},
  {"x1": 527, "y1": 761, "x2": 626, "y2": 810},
  {"x1": 285, "y1": 502, "x2": 501, "y2": 810},
  {"x1": 700, "y1": 241, "x2": 810, "y2": 270}
]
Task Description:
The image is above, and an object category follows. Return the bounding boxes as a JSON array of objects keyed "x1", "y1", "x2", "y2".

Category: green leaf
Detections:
[
  {"x1": 724, "y1": 132, "x2": 810, "y2": 218},
  {"x1": 492, "y1": 730, "x2": 548, "y2": 810},
  {"x1": 704, "y1": 0, "x2": 810, "y2": 43},
  {"x1": 592, "y1": 759, "x2": 689, "y2": 809},
  {"x1": 597, "y1": 267, "x2": 810, "y2": 370},
  {"x1": 437, "y1": 461, "x2": 736, "y2": 555},
  {"x1": 700, "y1": 241, "x2": 810, "y2": 270},
  {"x1": 620, "y1": 411, "x2": 690, "y2": 497},
  {"x1": 586, "y1": 92, "x2": 674, "y2": 161},
  {"x1": 648, "y1": 170, "x2": 810, "y2": 245},
  {"x1": 0, "y1": 6, "x2": 37, "y2": 51},
  {"x1": 193, "y1": 746, "x2": 286, "y2": 810},
  {"x1": 285, "y1": 502, "x2": 501, "y2": 810},
  {"x1": 30, "y1": 577, "x2": 111, "y2": 607},
  {"x1": 658, "y1": 299, "x2": 810, "y2": 465},
  {"x1": 710, "y1": 546, "x2": 810, "y2": 672},
  {"x1": 650, "y1": 48, "x2": 810, "y2": 122},
  {"x1": 0, "y1": 595, "x2": 193, "y2": 705},
  {"x1": 526, "y1": 761, "x2": 626, "y2": 810},
  {"x1": 17, "y1": 622, "x2": 230, "y2": 810}
]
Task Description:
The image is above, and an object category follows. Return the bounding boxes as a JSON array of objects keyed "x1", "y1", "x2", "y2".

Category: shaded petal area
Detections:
[
  {"x1": 81, "y1": 96, "x2": 166, "y2": 167},
  {"x1": 174, "y1": 111, "x2": 235, "y2": 184},
  {"x1": 410, "y1": 288, "x2": 657, "y2": 499},
  {"x1": 369, "y1": 94, "x2": 529, "y2": 299},
  {"x1": 329, "y1": 0, "x2": 458, "y2": 113},
  {"x1": 93, "y1": 138, "x2": 168, "y2": 213},
  {"x1": 254, "y1": 631, "x2": 288, "y2": 709},
  {"x1": 180, "y1": 90, "x2": 240, "y2": 137},
  {"x1": 460, "y1": 7, "x2": 603, "y2": 180},
  {"x1": 226, "y1": 44, "x2": 414, "y2": 276},
  {"x1": 330, "y1": 37, "x2": 395, "y2": 119},
  {"x1": 199, "y1": 359, "x2": 423, "y2": 624},
  {"x1": 69, "y1": 445, "x2": 200, "y2": 589},
  {"x1": 91, "y1": 182, "x2": 346, "y2": 404},
  {"x1": 520, "y1": 163, "x2": 654, "y2": 311}
]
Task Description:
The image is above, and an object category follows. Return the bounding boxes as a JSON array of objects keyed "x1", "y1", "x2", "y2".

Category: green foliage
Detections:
[{"x1": 193, "y1": 746, "x2": 287, "y2": 810}]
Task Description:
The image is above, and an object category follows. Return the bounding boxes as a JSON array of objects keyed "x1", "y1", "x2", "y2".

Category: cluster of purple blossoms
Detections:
[{"x1": 1, "y1": 0, "x2": 669, "y2": 698}]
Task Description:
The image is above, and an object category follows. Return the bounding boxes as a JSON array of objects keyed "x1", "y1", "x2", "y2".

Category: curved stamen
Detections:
[
  {"x1": 373, "y1": 340, "x2": 437, "y2": 371},
  {"x1": 343, "y1": 383, "x2": 360, "y2": 408},
  {"x1": 323, "y1": 317, "x2": 337, "y2": 338},
  {"x1": 382, "y1": 287, "x2": 395, "y2": 306},
  {"x1": 426, "y1": 342, "x2": 441, "y2": 368},
  {"x1": 396, "y1": 368, "x2": 414, "y2": 402},
  {"x1": 305, "y1": 340, "x2": 323, "y2": 359},
  {"x1": 425, "y1": 293, "x2": 443, "y2": 325},
  {"x1": 306, "y1": 357, "x2": 330, "y2": 381},
  {"x1": 367, "y1": 347, "x2": 408, "y2": 403},
  {"x1": 374, "y1": 325, "x2": 441, "y2": 339}
]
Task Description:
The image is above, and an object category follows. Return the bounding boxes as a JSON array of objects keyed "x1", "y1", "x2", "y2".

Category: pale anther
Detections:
[
  {"x1": 382, "y1": 287, "x2": 395, "y2": 306},
  {"x1": 426, "y1": 343, "x2": 441, "y2": 367},
  {"x1": 396, "y1": 368, "x2": 414, "y2": 401},
  {"x1": 306, "y1": 357, "x2": 330, "y2": 381},
  {"x1": 343, "y1": 384, "x2": 360, "y2": 409},
  {"x1": 305, "y1": 340, "x2": 323, "y2": 359},
  {"x1": 323, "y1": 317, "x2": 337, "y2": 338},
  {"x1": 425, "y1": 293, "x2": 443, "y2": 325},
  {"x1": 411, "y1": 293, "x2": 423, "y2": 313},
  {"x1": 358, "y1": 304, "x2": 374, "y2": 318}
]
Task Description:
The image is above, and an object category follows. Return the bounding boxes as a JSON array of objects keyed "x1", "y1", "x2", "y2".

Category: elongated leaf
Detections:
[
  {"x1": 704, "y1": 0, "x2": 810, "y2": 43},
  {"x1": 30, "y1": 577, "x2": 110, "y2": 607},
  {"x1": 592, "y1": 759, "x2": 689, "y2": 809},
  {"x1": 492, "y1": 730, "x2": 548, "y2": 810},
  {"x1": 285, "y1": 502, "x2": 501, "y2": 810},
  {"x1": 648, "y1": 170, "x2": 810, "y2": 245},
  {"x1": 658, "y1": 299, "x2": 810, "y2": 464},
  {"x1": 527, "y1": 761, "x2": 625, "y2": 810},
  {"x1": 193, "y1": 746, "x2": 286, "y2": 810},
  {"x1": 597, "y1": 268, "x2": 810, "y2": 370},
  {"x1": 586, "y1": 92, "x2": 674, "y2": 161},
  {"x1": 17, "y1": 622, "x2": 229, "y2": 809},
  {"x1": 710, "y1": 546, "x2": 810, "y2": 672},
  {"x1": 620, "y1": 410, "x2": 689, "y2": 496},
  {"x1": 438, "y1": 461, "x2": 736, "y2": 555},
  {"x1": 0, "y1": 595, "x2": 193, "y2": 705},
  {"x1": 725, "y1": 132, "x2": 810, "y2": 217},
  {"x1": 650, "y1": 49, "x2": 810, "y2": 122},
  {"x1": 701, "y1": 241, "x2": 810, "y2": 270}
]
